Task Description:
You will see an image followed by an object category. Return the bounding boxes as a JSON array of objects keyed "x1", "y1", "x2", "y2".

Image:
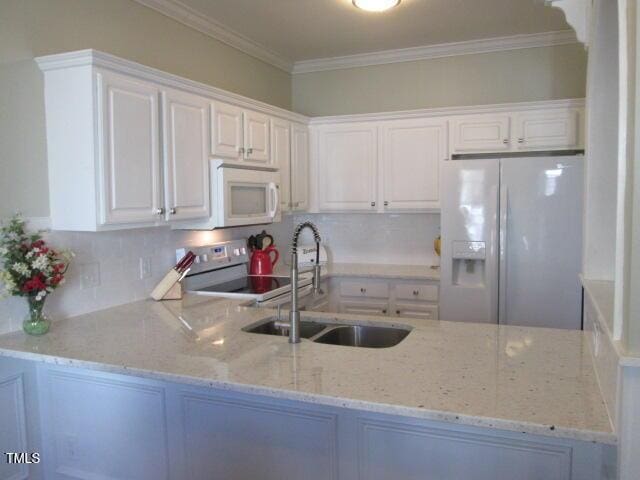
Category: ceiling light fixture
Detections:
[{"x1": 352, "y1": 0, "x2": 401, "y2": 13}]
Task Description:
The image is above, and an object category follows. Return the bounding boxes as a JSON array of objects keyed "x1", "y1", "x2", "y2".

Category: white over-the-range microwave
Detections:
[{"x1": 173, "y1": 160, "x2": 281, "y2": 230}]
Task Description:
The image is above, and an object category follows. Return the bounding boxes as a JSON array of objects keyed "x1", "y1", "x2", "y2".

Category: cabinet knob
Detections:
[
  {"x1": 360, "y1": 288, "x2": 366, "y2": 293},
  {"x1": 518, "y1": 138, "x2": 525, "y2": 144},
  {"x1": 169, "y1": 208, "x2": 177, "y2": 215},
  {"x1": 247, "y1": 148, "x2": 253, "y2": 155},
  {"x1": 155, "y1": 207, "x2": 165, "y2": 215},
  {"x1": 413, "y1": 290, "x2": 419, "y2": 296},
  {"x1": 503, "y1": 139, "x2": 509, "y2": 145},
  {"x1": 382, "y1": 309, "x2": 387, "y2": 314},
  {"x1": 396, "y1": 310, "x2": 401, "y2": 315},
  {"x1": 371, "y1": 202, "x2": 376, "y2": 207},
  {"x1": 238, "y1": 147, "x2": 245, "y2": 154},
  {"x1": 384, "y1": 201, "x2": 389, "y2": 207}
]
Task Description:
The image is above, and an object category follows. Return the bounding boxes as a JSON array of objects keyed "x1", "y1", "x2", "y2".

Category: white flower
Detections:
[
  {"x1": 35, "y1": 290, "x2": 47, "y2": 301},
  {"x1": 31, "y1": 255, "x2": 49, "y2": 271},
  {"x1": 0, "y1": 247, "x2": 8, "y2": 256},
  {"x1": 12, "y1": 262, "x2": 30, "y2": 276},
  {"x1": 7, "y1": 232, "x2": 19, "y2": 241},
  {"x1": 25, "y1": 250, "x2": 35, "y2": 259}
]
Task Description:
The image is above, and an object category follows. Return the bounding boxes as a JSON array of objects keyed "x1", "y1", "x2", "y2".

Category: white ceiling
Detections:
[{"x1": 174, "y1": 0, "x2": 570, "y2": 61}]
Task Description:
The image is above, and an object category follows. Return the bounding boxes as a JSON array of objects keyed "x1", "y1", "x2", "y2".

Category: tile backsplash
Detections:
[
  {"x1": 0, "y1": 213, "x2": 438, "y2": 333},
  {"x1": 0, "y1": 221, "x2": 292, "y2": 334},
  {"x1": 291, "y1": 213, "x2": 441, "y2": 266}
]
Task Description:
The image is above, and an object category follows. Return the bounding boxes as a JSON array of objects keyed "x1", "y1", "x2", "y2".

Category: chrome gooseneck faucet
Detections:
[{"x1": 289, "y1": 221, "x2": 322, "y2": 343}]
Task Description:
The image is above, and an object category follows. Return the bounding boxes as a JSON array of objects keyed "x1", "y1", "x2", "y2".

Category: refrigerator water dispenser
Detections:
[{"x1": 451, "y1": 241, "x2": 486, "y2": 287}]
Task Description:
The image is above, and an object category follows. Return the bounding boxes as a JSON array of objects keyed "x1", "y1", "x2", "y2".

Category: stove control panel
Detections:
[{"x1": 176, "y1": 239, "x2": 249, "y2": 276}]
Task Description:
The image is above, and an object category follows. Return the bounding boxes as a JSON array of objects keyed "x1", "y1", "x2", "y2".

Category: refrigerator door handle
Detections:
[{"x1": 499, "y1": 184, "x2": 508, "y2": 324}]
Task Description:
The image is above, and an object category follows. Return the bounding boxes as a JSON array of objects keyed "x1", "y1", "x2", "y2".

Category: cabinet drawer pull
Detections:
[
  {"x1": 155, "y1": 207, "x2": 165, "y2": 215},
  {"x1": 371, "y1": 201, "x2": 376, "y2": 207},
  {"x1": 238, "y1": 147, "x2": 245, "y2": 154},
  {"x1": 384, "y1": 201, "x2": 389, "y2": 206},
  {"x1": 413, "y1": 290, "x2": 419, "y2": 296},
  {"x1": 247, "y1": 148, "x2": 253, "y2": 155},
  {"x1": 169, "y1": 208, "x2": 177, "y2": 215},
  {"x1": 502, "y1": 139, "x2": 509, "y2": 145},
  {"x1": 518, "y1": 138, "x2": 525, "y2": 144},
  {"x1": 360, "y1": 288, "x2": 366, "y2": 294}
]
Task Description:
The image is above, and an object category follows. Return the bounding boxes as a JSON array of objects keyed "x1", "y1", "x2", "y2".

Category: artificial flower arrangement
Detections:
[{"x1": 0, "y1": 215, "x2": 73, "y2": 335}]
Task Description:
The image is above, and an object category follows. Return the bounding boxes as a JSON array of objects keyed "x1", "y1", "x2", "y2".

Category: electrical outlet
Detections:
[
  {"x1": 139, "y1": 257, "x2": 152, "y2": 279},
  {"x1": 80, "y1": 262, "x2": 100, "y2": 289}
]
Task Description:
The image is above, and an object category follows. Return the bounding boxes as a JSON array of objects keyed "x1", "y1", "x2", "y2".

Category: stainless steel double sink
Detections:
[{"x1": 243, "y1": 317, "x2": 411, "y2": 348}]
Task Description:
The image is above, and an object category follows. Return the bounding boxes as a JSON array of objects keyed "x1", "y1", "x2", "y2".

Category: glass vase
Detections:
[{"x1": 23, "y1": 296, "x2": 51, "y2": 335}]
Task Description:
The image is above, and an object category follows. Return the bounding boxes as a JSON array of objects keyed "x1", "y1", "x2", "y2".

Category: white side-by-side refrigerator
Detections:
[{"x1": 440, "y1": 153, "x2": 584, "y2": 330}]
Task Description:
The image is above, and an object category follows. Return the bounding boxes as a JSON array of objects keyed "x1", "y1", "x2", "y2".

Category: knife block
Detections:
[{"x1": 161, "y1": 281, "x2": 183, "y2": 300}]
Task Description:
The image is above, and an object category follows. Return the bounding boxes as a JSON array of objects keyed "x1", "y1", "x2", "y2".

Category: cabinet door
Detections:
[
  {"x1": 339, "y1": 300, "x2": 389, "y2": 316},
  {"x1": 291, "y1": 123, "x2": 310, "y2": 211},
  {"x1": 243, "y1": 110, "x2": 271, "y2": 164},
  {"x1": 211, "y1": 101, "x2": 243, "y2": 159},
  {"x1": 513, "y1": 109, "x2": 580, "y2": 150},
  {"x1": 162, "y1": 88, "x2": 210, "y2": 221},
  {"x1": 391, "y1": 302, "x2": 439, "y2": 321},
  {"x1": 271, "y1": 118, "x2": 291, "y2": 213},
  {"x1": 318, "y1": 124, "x2": 377, "y2": 211},
  {"x1": 382, "y1": 119, "x2": 447, "y2": 210},
  {"x1": 450, "y1": 114, "x2": 511, "y2": 153},
  {"x1": 97, "y1": 71, "x2": 162, "y2": 226}
]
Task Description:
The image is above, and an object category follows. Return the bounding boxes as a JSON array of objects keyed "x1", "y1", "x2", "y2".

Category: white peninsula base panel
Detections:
[{"x1": 1, "y1": 357, "x2": 613, "y2": 480}]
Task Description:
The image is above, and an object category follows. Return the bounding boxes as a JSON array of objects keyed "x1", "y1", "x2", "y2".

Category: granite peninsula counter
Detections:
[{"x1": 0, "y1": 293, "x2": 613, "y2": 445}]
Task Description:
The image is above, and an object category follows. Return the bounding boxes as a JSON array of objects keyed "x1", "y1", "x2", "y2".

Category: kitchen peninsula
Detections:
[{"x1": 0, "y1": 292, "x2": 614, "y2": 480}]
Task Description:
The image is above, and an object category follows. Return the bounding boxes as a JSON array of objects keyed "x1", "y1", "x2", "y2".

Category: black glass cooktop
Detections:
[{"x1": 197, "y1": 275, "x2": 291, "y2": 295}]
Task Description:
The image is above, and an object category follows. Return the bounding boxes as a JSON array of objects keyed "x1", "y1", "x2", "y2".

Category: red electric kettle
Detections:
[{"x1": 249, "y1": 245, "x2": 279, "y2": 275}]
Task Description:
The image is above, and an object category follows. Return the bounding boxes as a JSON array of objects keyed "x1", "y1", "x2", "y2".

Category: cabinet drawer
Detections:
[
  {"x1": 340, "y1": 281, "x2": 389, "y2": 299},
  {"x1": 340, "y1": 300, "x2": 389, "y2": 316},
  {"x1": 395, "y1": 284, "x2": 439, "y2": 302},
  {"x1": 392, "y1": 303, "x2": 438, "y2": 320}
]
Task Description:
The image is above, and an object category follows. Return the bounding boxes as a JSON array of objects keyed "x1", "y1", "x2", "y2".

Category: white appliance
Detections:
[
  {"x1": 440, "y1": 153, "x2": 584, "y2": 330},
  {"x1": 179, "y1": 239, "x2": 311, "y2": 305},
  {"x1": 174, "y1": 160, "x2": 280, "y2": 230}
]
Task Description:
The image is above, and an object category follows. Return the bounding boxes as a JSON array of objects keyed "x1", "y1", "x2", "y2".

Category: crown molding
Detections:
[
  {"x1": 36, "y1": 50, "x2": 309, "y2": 124},
  {"x1": 309, "y1": 98, "x2": 585, "y2": 125},
  {"x1": 132, "y1": 0, "x2": 293, "y2": 72},
  {"x1": 293, "y1": 30, "x2": 579, "y2": 74}
]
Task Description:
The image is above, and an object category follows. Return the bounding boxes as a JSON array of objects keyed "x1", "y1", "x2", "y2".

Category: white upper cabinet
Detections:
[
  {"x1": 381, "y1": 119, "x2": 447, "y2": 211},
  {"x1": 318, "y1": 124, "x2": 377, "y2": 211},
  {"x1": 211, "y1": 101, "x2": 272, "y2": 165},
  {"x1": 291, "y1": 123, "x2": 310, "y2": 212},
  {"x1": 513, "y1": 109, "x2": 581, "y2": 150},
  {"x1": 450, "y1": 114, "x2": 511, "y2": 153},
  {"x1": 244, "y1": 110, "x2": 271, "y2": 164},
  {"x1": 210, "y1": 101, "x2": 243, "y2": 159},
  {"x1": 271, "y1": 118, "x2": 291, "y2": 212},
  {"x1": 98, "y1": 71, "x2": 163, "y2": 226},
  {"x1": 162, "y1": 88, "x2": 210, "y2": 222}
]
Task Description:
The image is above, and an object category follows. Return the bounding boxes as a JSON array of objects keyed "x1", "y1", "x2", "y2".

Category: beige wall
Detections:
[
  {"x1": 292, "y1": 44, "x2": 587, "y2": 116},
  {"x1": 0, "y1": 0, "x2": 292, "y2": 218}
]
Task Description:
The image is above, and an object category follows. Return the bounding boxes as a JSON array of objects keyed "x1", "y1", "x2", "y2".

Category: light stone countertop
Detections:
[
  {"x1": 275, "y1": 262, "x2": 441, "y2": 281},
  {"x1": 0, "y1": 294, "x2": 614, "y2": 445}
]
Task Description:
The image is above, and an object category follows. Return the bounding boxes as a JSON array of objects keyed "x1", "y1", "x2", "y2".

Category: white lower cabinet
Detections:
[
  {"x1": 27, "y1": 363, "x2": 606, "y2": 480},
  {"x1": 333, "y1": 277, "x2": 439, "y2": 322}
]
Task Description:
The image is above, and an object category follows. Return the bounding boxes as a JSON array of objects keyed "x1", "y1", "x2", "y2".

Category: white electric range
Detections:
[{"x1": 177, "y1": 239, "x2": 312, "y2": 306}]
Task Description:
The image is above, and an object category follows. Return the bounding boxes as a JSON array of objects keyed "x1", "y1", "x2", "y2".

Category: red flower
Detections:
[{"x1": 22, "y1": 274, "x2": 47, "y2": 293}]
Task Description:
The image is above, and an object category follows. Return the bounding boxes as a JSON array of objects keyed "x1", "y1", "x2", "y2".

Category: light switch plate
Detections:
[
  {"x1": 139, "y1": 257, "x2": 152, "y2": 279},
  {"x1": 80, "y1": 262, "x2": 100, "y2": 289}
]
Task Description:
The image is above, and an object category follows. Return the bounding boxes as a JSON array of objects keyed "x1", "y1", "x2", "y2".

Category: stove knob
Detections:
[
  {"x1": 241, "y1": 247, "x2": 247, "y2": 255},
  {"x1": 233, "y1": 248, "x2": 240, "y2": 256}
]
